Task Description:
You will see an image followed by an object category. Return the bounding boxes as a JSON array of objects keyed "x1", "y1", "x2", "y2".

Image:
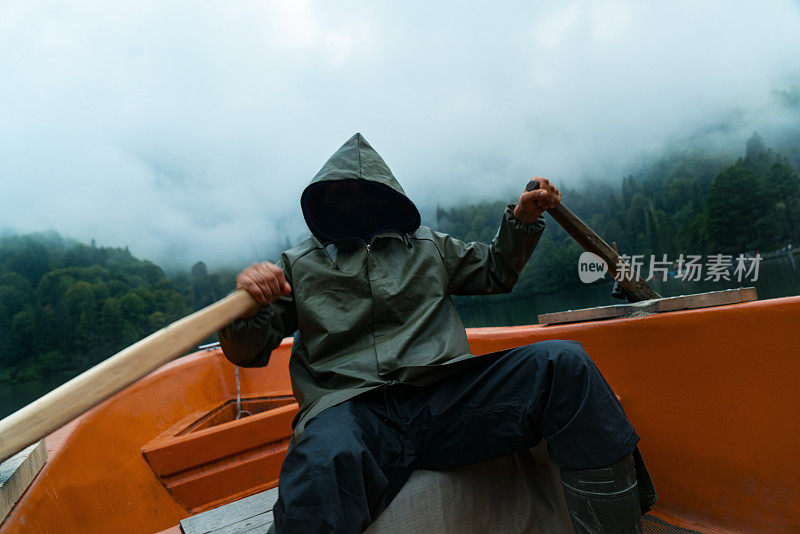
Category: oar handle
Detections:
[
  {"x1": 0, "y1": 290, "x2": 259, "y2": 463},
  {"x1": 526, "y1": 180, "x2": 660, "y2": 301}
]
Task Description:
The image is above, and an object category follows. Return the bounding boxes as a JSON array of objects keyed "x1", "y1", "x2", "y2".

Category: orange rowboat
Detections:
[{"x1": 1, "y1": 295, "x2": 799, "y2": 533}]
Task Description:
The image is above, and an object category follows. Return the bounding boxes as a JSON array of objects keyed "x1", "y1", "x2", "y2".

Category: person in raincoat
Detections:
[{"x1": 219, "y1": 133, "x2": 655, "y2": 534}]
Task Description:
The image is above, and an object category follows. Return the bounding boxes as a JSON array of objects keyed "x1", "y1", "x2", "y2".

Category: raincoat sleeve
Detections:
[
  {"x1": 435, "y1": 204, "x2": 545, "y2": 295},
  {"x1": 217, "y1": 256, "x2": 298, "y2": 367}
]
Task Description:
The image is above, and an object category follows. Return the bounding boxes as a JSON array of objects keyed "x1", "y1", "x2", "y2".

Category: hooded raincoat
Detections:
[{"x1": 219, "y1": 133, "x2": 546, "y2": 439}]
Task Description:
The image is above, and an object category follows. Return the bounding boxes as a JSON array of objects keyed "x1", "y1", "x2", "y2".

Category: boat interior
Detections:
[{"x1": 1, "y1": 295, "x2": 799, "y2": 533}]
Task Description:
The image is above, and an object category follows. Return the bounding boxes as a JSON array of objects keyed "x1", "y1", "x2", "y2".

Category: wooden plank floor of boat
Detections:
[{"x1": 180, "y1": 488, "x2": 278, "y2": 534}]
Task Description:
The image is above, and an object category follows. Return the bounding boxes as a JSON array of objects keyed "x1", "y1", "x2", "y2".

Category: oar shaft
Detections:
[
  {"x1": 548, "y1": 203, "x2": 660, "y2": 300},
  {"x1": 527, "y1": 180, "x2": 660, "y2": 301},
  {"x1": 0, "y1": 290, "x2": 257, "y2": 463}
]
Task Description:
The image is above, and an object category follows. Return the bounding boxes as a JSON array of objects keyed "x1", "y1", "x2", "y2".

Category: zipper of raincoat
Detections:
[
  {"x1": 365, "y1": 238, "x2": 397, "y2": 421},
  {"x1": 364, "y1": 239, "x2": 380, "y2": 376},
  {"x1": 364, "y1": 232, "x2": 413, "y2": 382}
]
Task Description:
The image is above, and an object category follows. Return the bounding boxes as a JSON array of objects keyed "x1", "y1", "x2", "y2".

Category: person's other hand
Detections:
[
  {"x1": 235, "y1": 262, "x2": 292, "y2": 317},
  {"x1": 514, "y1": 176, "x2": 561, "y2": 223}
]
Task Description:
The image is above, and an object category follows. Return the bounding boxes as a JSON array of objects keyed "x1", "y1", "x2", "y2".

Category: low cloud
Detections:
[{"x1": 1, "y1": 0, "x2": 799, "y2": 268}]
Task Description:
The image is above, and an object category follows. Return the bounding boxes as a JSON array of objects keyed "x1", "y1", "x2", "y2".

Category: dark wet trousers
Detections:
[{"x1": 273, "y1": 340, "x2": 640, "y2": 534}]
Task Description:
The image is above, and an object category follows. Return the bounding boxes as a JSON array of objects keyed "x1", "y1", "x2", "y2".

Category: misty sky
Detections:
[{"x1": 2, "y1": 1, "x2": 799, "y2": 268}]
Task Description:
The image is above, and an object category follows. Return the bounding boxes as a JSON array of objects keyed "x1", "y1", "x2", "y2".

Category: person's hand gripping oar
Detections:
[
  {"x1": 513, "y1": 176, "x2": 562, "y2": 223},
  {"x1": 519, "y1": 178, "x2": 660, "y2": 302},
  {"x1": 234, "y1": 261, "x2": 292, "y2": 317}
]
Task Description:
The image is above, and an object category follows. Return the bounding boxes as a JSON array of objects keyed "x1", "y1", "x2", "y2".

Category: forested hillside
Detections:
[
  {"x1": 437, "y1": 133, "x2": 800, "y2": 295},
  {"x1": 1, "y1": 133, "x2": 798, "y2": 385},
  {"x1": 0, "y1": 234, "x2": 234, "y2": 383}
]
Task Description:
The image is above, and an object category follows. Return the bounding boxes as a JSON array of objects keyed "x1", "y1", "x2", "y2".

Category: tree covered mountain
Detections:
[
  {"x1": 437, "y1": 132, "x2": 800, "y2": 296},
  {"x1": 0, "y1": 233, "x2": 234, "y2": 382}
]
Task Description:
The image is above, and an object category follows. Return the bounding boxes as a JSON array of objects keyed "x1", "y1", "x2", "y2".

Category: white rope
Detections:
[{"x1": 234, "y1": 366, "x2": 252, "y2": 419}]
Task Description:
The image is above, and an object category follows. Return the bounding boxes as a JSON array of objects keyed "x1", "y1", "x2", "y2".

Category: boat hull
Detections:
[{"x1": 2, "y1": 296, "x2": 799, "y2": 533}]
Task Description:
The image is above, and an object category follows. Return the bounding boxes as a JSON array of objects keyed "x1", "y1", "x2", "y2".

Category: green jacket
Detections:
[{"x1": 219, "y1": 133, "x2": 545, "y2": 439}]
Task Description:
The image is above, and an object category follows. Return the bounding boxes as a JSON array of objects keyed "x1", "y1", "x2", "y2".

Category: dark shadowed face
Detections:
[
  {"x1": 303, "y1": 179, "x2": 419, "y2": 243},
  {"x1": 322, "y1": 181, "x2": 365, "y2": 212}
]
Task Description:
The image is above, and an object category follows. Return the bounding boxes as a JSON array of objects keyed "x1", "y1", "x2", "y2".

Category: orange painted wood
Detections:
[
  {"x1": 138, "y1": 396, "x2": 297, "y2": 512},
  {"x1": 164, "y1": 442, "x2": 288, "y2": 512},
  {"x1": 0, "y1": 298, "x2": 798, "y2": 533},
  {"x1": 142, "y1": 402, "x2": 297, "y2": 477}
]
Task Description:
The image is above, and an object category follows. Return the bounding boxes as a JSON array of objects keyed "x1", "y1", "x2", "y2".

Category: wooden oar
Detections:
[
  {"x1": 0, "y1": 290, "x2": 258, "y2": 463},
  {"x1": 526, "y1": 180, "x2": 661, "y2": 301}
]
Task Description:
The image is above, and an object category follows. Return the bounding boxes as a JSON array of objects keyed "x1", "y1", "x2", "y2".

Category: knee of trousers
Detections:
[
  {"x1": 285, "y1": 425, "x2": 378, "y2": 479},
  {"x1": 526, "y1": 340, "x2": 595, "y2": 373},
  {"x1": 530, "y1": 340, "x2": 601, "y2": 390},
  {"x1": 277, "y1": 426, "x2": 390, "y2": 528}
]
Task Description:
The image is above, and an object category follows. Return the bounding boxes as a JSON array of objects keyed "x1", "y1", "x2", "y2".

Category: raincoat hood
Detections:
[{"x1": 301, "y1": 133, "x2": 421, "y2": 243}]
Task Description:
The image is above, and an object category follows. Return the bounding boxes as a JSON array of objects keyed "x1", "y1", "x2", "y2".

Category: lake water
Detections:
[
  {"x1": 0, "y1": 369, "x2": 85, "y2": 420},
  {"x1": 2, "y1": 254, "x2": 798, "y2": 419},
  {"x1": 456, "y1": 253, "x2": 800, "y2": 327}
]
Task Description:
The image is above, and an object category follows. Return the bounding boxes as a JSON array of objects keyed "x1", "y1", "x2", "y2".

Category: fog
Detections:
[{"x1": 1, "y1": 1, "x2": 799, "y2": 268}]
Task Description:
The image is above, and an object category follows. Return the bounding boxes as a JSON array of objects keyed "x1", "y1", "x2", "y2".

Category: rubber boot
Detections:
[{"x1": 560, "y1": 453, "x2": 642, "y2": 534}]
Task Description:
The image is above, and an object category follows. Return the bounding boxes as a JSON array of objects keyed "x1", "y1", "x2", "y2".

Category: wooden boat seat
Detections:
[{"x1": 180, "y1": 442, "x2": 573, "y2": 533}]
